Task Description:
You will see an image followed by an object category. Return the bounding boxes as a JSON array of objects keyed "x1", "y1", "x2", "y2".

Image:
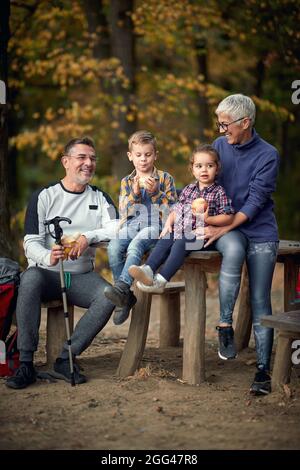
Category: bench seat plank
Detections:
[{"x1": 261, "y1": 311, "x2": 300, "y2": 333}]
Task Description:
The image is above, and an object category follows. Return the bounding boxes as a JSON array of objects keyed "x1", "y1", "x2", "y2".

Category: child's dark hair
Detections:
[{"x1": 189, "y1": 144, "x2": 221, "y2": 171}]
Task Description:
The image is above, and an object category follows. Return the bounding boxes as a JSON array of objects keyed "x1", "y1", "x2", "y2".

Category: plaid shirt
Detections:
[
  {"x1": 173, "y1": 182, "x2": 234, "y2": 238},
  {"x1": 119, "y1": 167, "x2": 177, "y2": 226}
]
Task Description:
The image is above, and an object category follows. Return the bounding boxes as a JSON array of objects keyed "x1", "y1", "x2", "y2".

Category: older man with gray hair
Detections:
[
  {"x1": 6, "y1": 137, "x2": 118, "y2": 389},
  {"x1": 205, "y1": 94, "x2": 280, "y2": 396}
]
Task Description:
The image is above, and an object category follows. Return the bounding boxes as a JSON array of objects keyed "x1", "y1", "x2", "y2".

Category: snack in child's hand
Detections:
[
  {"x1": 191, "y1": 197, "x2": 208, "y2": 214},
  {"x1": 61, "y1": 232, "x2": 81, "y2": 259},
  {"x1": 138, "y1": 177, "x2": 147, "y2": 188}
]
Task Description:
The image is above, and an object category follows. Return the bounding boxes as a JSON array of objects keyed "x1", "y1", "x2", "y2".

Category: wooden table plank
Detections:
[{"x1": 261, "y1": 311, "x2": 300, "y2": 333}]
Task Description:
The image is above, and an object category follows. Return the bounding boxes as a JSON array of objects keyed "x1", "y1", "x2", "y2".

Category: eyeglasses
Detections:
[
  {"x1": 216, "y1": 116, "x2": 248, "y2": 132},
  {"x1": 67, "y1": 154, "x2": 98, "y2": 163}
]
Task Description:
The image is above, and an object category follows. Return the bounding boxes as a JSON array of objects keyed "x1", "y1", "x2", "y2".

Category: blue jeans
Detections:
[
  {"x1": 107, "y1": 225, "x2": 159, "y2": 286},
  {"x1": 146, "y1": 232, "x2": 204, "y2": 281},
  {"x1": 215, "y1": 231, "x2": 278, "y2": 370}
]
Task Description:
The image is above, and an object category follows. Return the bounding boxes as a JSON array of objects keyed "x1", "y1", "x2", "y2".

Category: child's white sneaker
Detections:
[
  {"x1": 136, "y1": 273, "x2": 167, "y2": 293},
  {"x1": 128, "y1": 264, "x2": 154, "y2": 286}
]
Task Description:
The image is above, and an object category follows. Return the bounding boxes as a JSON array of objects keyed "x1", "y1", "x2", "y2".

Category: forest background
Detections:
[{"x1": 0, "y1": 0, "x2": 299, "y2": 265}]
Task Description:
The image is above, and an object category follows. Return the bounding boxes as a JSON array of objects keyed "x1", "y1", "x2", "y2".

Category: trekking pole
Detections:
[{"x1": 44, "y1": 216, "x2": 75, "y2": 386}]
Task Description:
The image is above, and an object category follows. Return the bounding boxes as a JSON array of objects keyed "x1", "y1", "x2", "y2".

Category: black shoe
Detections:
[
  {"x1": 250, "y1": 369, "x2": 271, "y2": 396},
  {"x1": 6, "y1": 362, "x2": 37, "y2": 390},
  {"x1": 53, "y1": 358, "x2": 87, "y2": 384},
  {"x1": 104, "y1": 281, "x2": 130, "y2": 307},
  {"x1": 216, "y1": 326, "x2": 237, "y2": 360},
  {"x1": 113, "y1": 291, "x2": 137, "y2": 325}
]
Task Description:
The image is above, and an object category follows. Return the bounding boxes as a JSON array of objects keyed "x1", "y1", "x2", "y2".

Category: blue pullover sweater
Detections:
[{"x1": 213, "y1": 129, "x2": 280, "y2": 242}]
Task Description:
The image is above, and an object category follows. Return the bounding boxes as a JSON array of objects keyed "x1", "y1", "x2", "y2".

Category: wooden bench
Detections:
[
  {"x1": 42, "y1": 281, "x2": 185, "y2": 366},
  {"x1": 261, "y1": 311, "x2": 300, "y2": 391},
  {"x1": 41, "y1": 300, "x2": 74, "y2": 366},
  {"x1": 157, "y1": 281, "x2": 185, "y2": 347}
]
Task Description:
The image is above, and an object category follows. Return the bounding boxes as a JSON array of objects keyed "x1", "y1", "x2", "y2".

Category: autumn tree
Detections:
[
  {"x1": 83, "y1": 0, "x2": 136, "y2": 177},
  {"x1": 0, "y1": 0, "x2": 12, "y2": 257},
  {"x1": 7, "y1": 0, "x2": 300, "y2": 242}
]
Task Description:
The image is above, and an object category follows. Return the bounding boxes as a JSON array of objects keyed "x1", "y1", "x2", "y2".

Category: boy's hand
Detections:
[
  {"x1": 132, "y1": 176, "x2": 141, "y2": 196},
  {"x1": 145, "y1": 176, "x2": 158, "y2": 194}
]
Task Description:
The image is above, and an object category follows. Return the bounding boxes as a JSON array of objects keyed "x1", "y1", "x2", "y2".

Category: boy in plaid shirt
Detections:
[{"x1": 104, "y1": 130, "x2": 177, "y2": 324}]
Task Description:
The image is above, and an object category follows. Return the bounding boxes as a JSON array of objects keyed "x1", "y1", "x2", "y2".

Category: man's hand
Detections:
[
  {"x1": 203, "y1": 225, "x2": 228, "y2": 247},
  {"x1": 68, "y1": 235, "x2": 89, "y2": 260},
  {"x1": 50, "y1": 244, "x2": 65, "y2": 266}
]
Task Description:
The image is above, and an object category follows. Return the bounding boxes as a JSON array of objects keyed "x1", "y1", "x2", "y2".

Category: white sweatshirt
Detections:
[{"x1": 24, "y1": 181, "x2": 118, "y2": 273}]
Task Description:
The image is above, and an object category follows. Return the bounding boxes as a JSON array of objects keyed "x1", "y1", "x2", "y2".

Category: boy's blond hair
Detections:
[{"x1": 128, "y1": 130, "x2": 157, "y2": 152}]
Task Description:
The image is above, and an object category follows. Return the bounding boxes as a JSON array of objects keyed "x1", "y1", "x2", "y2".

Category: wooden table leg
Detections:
[
  {"x1": 159, "y1": 291, "x2": 180, "y2": 347},
  {"x1": 271, "y1": 331, "x2": 299, "y2": 391},
  {"x1": 235, "y1": 264, "x2": 252, "y2": 351},
  {"x1": 284, "y1": 257, "x2": 300, "y2": 312},
  {"x1": 183, "y1": 264, "x2": 207, "y2": 384},
  {"x1": 116, "y1": 287, "x2": 152, "y2": 377}
]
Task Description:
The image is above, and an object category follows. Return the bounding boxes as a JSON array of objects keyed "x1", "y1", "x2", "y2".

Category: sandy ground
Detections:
[{"x1": 0, "y1": 264, "x2": 300, "y2": 450}]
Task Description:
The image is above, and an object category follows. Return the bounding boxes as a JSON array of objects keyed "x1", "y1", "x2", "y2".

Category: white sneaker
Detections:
[
  {"x1": 128, "y1": 264, "x2": 154, "y2": 286},
  {"x1": 136, "y1": 274, "x2": 167, "y2": 293}
]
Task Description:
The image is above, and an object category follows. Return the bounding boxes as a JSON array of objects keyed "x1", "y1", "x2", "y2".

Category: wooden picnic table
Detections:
[{"x1": 117, "y1": 240, "x2": 300, "y2": 385}]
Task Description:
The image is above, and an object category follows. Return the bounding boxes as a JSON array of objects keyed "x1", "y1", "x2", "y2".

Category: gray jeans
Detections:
[{"x1": 16, "y1": 267, "x2": 114, "y2": 362}]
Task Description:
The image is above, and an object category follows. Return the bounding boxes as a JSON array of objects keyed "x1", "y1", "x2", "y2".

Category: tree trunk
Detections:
[
  {"x1": 255, "y1": 57, "x2": 265, "y2": 98},
  {"x1": 195, "y1": 36, "x2": 210, "y2": 142},
  {"x1": 109, "y1": 0, "x2": 136, "y2": 178},
  {"x1": 82, "y1": 0, "x2": 110, "y2": 60},
  {"x1": 0, "y1": 0, "x2": 12, "y2": 258},
  {"x1": 281, "y1": 119, "x2": 289, "y2": 175},
  {"x1": 83, "y1": 0, "x2": 136, "y2": 179}
]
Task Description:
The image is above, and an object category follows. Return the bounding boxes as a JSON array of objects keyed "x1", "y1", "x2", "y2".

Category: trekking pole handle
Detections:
[{"x1": 44, "y1": 217, "x2": 72, "y2": 244}]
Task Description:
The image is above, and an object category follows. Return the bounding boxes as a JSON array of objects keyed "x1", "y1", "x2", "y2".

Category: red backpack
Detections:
[{"x1": 0, "y1": 258, "x2": 20, "y2": 376}]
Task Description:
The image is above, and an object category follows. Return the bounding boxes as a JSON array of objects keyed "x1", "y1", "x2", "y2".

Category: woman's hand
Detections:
[
  {"x1": 203, "y1": 225, "x2": 229, "y2": 247},
  {"x1": 203, "y1": 212, "x2": 248, "y2": 247}
]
